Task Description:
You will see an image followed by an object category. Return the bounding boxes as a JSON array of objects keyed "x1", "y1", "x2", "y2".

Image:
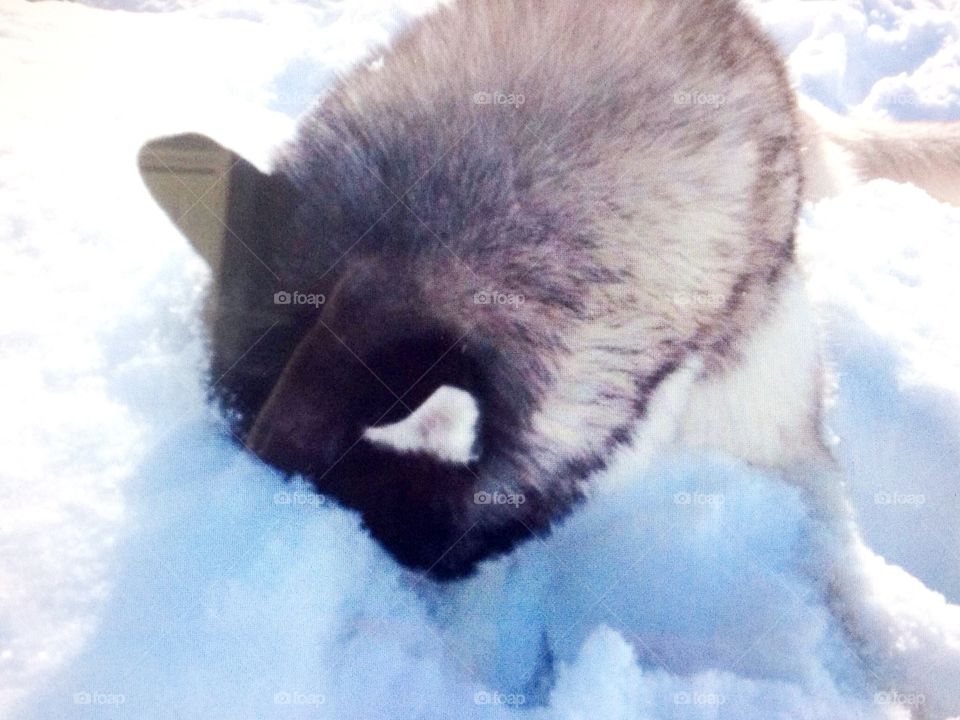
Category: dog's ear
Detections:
[{"x1": 137, "y1": 133, "x2": 277, "y2": 274}]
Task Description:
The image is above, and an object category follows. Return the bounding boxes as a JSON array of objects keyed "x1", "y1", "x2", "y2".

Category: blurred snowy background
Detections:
[{"x1": 1, "y1": 0, "x2": 959, "y2": 717}]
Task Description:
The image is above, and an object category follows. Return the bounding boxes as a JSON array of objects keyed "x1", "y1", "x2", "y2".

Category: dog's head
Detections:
[{"x1": 138, "y1": 134, "x2": 565, "y2": 579}]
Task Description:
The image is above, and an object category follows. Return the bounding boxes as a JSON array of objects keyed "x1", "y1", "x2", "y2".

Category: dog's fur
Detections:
[{"x1": 137, "y1": 6, "x2": 960, "y2": 707}]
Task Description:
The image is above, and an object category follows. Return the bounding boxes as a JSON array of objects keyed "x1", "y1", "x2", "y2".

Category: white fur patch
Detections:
[
  {"x1": 363, "y1": 385, "x2": 480, "y2": 464},
  {"x1": 675, "y1": 268, "x2": 827, "y2": 469}
]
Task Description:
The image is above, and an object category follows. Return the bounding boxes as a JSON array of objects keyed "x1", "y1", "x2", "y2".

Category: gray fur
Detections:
[
  {"x1": 258, "y1": 0, "x2": 800, "y2": 575},
  {"x1": 140, "y1": 0, "x2": 803, "y2": 577}
]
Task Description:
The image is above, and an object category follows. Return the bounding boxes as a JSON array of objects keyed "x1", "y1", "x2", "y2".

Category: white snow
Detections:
[{"x1": 1, "y1": 0, "x2": 959, "y2": 718}]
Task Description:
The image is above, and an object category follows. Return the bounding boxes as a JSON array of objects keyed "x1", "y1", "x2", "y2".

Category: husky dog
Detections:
[{"x1": 138, "y1": 0, "x2": 960, "y2": 579}]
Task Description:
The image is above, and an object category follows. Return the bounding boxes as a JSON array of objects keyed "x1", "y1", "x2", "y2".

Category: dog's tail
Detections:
[{"x1": 799, "y1": 98, "x2": 960, "y2": 206}]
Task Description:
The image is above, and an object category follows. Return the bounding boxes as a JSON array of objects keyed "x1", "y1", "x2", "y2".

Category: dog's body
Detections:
[
  {"x1": 138, "y1": 0, "x2": 960, "y2": 713},
  {"x1": 143, "y1": 0, "x2": 817, "y2": 576}
]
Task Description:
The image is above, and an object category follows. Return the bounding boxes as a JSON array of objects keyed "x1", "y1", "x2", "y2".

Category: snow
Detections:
[{"x1": 1, "y1": 0, "x2": 959, "y2": 718}]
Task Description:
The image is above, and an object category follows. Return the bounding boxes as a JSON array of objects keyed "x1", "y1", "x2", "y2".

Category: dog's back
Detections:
[{"x1": 256, "y1": 0, "x2": 802, "y2": 479}]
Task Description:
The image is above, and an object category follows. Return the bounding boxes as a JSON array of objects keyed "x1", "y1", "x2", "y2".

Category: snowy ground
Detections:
[{"x1": 1, "y1": 0, "x2": 959, "y2": 718}]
